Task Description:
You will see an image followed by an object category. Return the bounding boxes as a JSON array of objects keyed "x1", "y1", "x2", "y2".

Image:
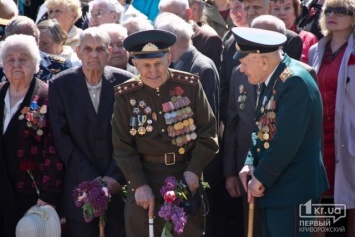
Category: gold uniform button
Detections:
[
  {"x1": 159, "y1": 111, "x2": 162, "y2": 114},
  {"x1": 161, "y1": 129, "x2": 165, "y2": 132},
  {"x1": 257, "y1": 148, "x2": 261, "y2": 152},
  {"x1": 127, "y1": 181, "x2": 131, "y2": 184},
  {"x1": 131, "y1": 189, "x2": 134, "y2": 192}
]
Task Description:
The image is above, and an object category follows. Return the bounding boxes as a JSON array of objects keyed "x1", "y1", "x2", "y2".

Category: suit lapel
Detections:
[
  {"x1": 74, "y1": 69, "x2": 98, "y2": 123},
  {"x1": 97, "y1": 69, "x2": 114, "y2": 123},
  {"x1": 3, "y1": 78, "x2": 39, "y2": 140}
]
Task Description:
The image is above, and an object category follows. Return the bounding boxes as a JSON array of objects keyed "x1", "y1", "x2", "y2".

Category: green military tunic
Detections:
[{"x1": 112, "y1": 69, "x2": 219, "y2": 237}]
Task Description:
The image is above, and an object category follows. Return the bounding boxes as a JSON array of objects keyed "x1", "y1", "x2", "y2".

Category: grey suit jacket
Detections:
[
  {"x1": 172, "y1": 46, "x2": 220, "y2": 124},
  {"x1": 223, "y1": 66, "x2": 256, "y2": 187},
  {"x1": 49, "y1": 66, "x2": 134, "y2": 221}
]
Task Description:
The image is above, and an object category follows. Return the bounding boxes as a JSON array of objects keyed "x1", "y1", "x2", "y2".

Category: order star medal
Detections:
[{"x1": 138, "y1": 115, "x2": 147, "y2": 135}]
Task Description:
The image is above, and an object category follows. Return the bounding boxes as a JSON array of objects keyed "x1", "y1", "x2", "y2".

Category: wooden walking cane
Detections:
[{"x1": 247, "y1": 199, "x2": 255, "y2": 237}]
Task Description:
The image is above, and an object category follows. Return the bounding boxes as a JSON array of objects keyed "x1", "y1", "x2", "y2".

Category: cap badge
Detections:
[{"x1": 142, "y1": 43, "x2": 159, "y2": 52}]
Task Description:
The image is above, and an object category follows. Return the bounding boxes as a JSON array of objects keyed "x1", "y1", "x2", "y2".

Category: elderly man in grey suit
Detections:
[{"x1": 49, "y1": 27, "x2": 134, "y2": 237}]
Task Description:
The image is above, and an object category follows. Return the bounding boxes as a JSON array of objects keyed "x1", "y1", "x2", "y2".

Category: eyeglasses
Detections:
[
  {"x1": 324, "y1": 7, "x2": 353, "y2": 17},
  {"x1": 88, "y1": 10, "x2": 113, "y2": 18}
]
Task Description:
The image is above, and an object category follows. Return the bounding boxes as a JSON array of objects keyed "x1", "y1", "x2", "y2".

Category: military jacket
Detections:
[
  {"x1": 112, "y1": 69, "x2": 219, "y2": 191},
  {"x1": 245, "y1": 55, "x2": 329, "y2": 207}
]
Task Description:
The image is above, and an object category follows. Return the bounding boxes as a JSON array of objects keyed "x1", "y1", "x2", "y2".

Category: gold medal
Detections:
[
  {"x1": 130, "y1": 128, "x2": 137, "y2": 136},
  {"x1": 268, "y1": 112, "x2": 276, "y2": 119},
  {"x1": 263, "y1": 133, "x2": 270, "y2": 140},
  {"x1": 264, "y1": 142, "x2": 270, "y2": 149},
  {"x1": 138, "y1": 126, "x2": 146, "y2": 135},
  {"x1": 19, "y1": 114, "x2": 24, "y2": 120},
  {"x1": 178, "y1": 147, "x2": 185, "y2": 155},
  {"x1": 257, "y1": 131, "x2": 264, "y2": 140}
]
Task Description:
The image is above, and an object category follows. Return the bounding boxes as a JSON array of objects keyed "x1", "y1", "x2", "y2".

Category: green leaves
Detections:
[{"x1": 161, "y1": 221, "x2": 173, "y2": 237}]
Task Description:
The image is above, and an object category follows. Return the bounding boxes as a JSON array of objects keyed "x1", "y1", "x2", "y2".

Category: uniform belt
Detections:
[{"x1": 142, "y1": 152, "x2": 186, "y2": 165}]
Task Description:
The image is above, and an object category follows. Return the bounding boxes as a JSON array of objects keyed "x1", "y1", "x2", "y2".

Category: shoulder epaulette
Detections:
[
  {"x1": 279, "y1": 67, "x2": 293, "y2": 82},
  {"x1": 115, "y1": 78, "x2": 143, "y2": 95},
  {"x1": 169, "y1": 69, "x2": 199, "y2": 86},
  {"x1": 47, "y1": 54, "x2": 66, "y2": 64}
]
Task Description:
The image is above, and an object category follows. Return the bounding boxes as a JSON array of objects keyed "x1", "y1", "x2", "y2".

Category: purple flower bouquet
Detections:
[
  {"x1": 158, "y1": 176, "x2": 188, "y2": 236},
  {"x1": 73, "y1": 179, "x2": 111, "y2": 237}
]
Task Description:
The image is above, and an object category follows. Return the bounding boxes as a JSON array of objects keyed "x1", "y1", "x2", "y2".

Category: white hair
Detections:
[
  {"x1": 154, "y1": 12, "x2": 193, "y2": 43},
  {"x1": 77, "y1": 27, "x2": 111, "y2": 48},
  {"x1": 0, "y1": 34, "x2": 41, "y2": 72}
]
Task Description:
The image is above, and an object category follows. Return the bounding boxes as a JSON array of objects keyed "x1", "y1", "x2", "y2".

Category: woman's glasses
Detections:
[{"x1": 324, "y1": 7, "x2": 353, "y2": 17}]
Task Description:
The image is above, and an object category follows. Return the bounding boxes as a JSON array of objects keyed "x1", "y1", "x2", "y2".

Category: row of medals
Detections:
[
  {"x1": 18, "y1": 101, "x2": 47, "y2": 136},
  {"x1": 129, "y1": 100, "x2": 153, "y2": 136},
  {"x1": 238, "y1": 84, "x2": 247, "y2": 110},
  {"x1": 162, "y1": 92, "x2": 197, "y2": 155},
  {"x1": 256, "y1": 93, "x2": 277, "y2": 150}
]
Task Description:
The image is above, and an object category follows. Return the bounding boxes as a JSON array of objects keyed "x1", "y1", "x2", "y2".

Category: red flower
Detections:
[
  {"x1": 19, "y1": 160, "x2": 36, "y2": 172},
  {"x1": 42, "y1": 176, "x2": 49, "y2": 183},
  {"x1": 31, "y1": 147, "x2": 38, "y2": 155},
  {"x1": 164, "y1": 190, "x2": 176, "y2": 203},
  {"x1": 349, "y1": 54, "x2": 355, "y2": 66},
  {"x1": 17, "y1": 182, "x2": 24, "y2": 189},
  {"x1": 49, "y1": 146, "x2": 56, "y2": 154},
  {"x1": 45, "y1": 159, "x2": 51, "y2": 166},
  {"x1": 56, "y1": 163, "x2": 63, "y2": 170},
  {"x1": 35, "y1": 135, "x2": 41, "y2": 142},
  {"x1": 17, "y1": 149, "x2": 24, "y2": 158},
  {"x1": 23, "y1": 130, "x2": 29, "y2": 138}
]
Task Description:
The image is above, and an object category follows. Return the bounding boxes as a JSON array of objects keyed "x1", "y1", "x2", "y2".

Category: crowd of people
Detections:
[{"x1": 0, "y1": 0, "x2": 354, "y2": 237}]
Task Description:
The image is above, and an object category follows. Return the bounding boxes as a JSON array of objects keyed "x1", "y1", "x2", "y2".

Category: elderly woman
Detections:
[
  {"x1": 38, "y1": 19, "x2": 81, "y2": 67},
  {"x1": 308, "y1": 0, "x2": 355, "y2": 235},
  {"x1": 45, "y1": 0, "x2": 82, "y2": 50},
  {"x1": 0, "y1": 34, "x2": 64, "y2": 236},
  {"x1": 88, "y1": 0, "x2": 123, "y2": 27},
  {"x1": 271, "y1": 0, "x2": 319, "y2": 63}
]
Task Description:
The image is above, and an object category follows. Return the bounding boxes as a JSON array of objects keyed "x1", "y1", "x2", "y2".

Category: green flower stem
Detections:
[{"x1": 27, "y1": 170, "x2": 40, "y2": 196}]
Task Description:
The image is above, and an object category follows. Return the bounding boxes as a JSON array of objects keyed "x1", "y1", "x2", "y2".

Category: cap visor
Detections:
[
  {"x1": 0, "y1": 18, "x2": 9, "y2": 26},
  {"x1": 233, "y1": 51, "x2": 248, "y2": 60},
  {"x1": 133, "y1": 52, "x2": 167, "y2": 59}
]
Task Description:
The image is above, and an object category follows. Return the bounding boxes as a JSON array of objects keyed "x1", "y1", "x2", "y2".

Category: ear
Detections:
[
  {"x1": 76, "y1": 46, "x2": 82, "y2": 59},
  {"x1": 261, "y1": 56, "x2": 269, "y2": 70},
  {"x1": 132, "y1": 58, "x2": 137, "y2": 67},
  {"x1": 186, "y1": 8, "x2": 192, "y2": 20}
]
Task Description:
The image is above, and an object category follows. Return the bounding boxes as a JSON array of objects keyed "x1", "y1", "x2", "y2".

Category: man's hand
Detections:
[
  {"x1": 247, "y1": 175, "x2": 265, "y2": 203},
  {"x1": 239, "y1": 165, "x2": 254, "y2": 192},
  {"x1": 102, "y1": 176, "x2": 121, "y2": 194},
  {"x1": 183, "y1": 171, "x2": 199, "y2": 192},
  {"x1": 135, "y1": 184, "x2": 155, "y2": 218},
  {"x1": 225, "y1": 176, "x2": 242, "y2": 198}
]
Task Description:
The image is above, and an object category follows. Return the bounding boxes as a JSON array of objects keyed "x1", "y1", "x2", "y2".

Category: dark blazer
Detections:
[
  {"x1": 245, "y1": 55, "x2": 329, "y2": 207},
  {"x1": 172, "y1": 46, "x2": 220, "y2": 123},
  {"x1": 223, "y1": 66, "x2": 256, "y2": 187},
  {"x1": 48, "y1": 66, "x2": 133, "y2": 222},
  {"x1": 0, "y1": 78, "x2": 64, "y2": 209},
  {"x1": 191, "y1": 21, "x2": 223, "y2": 69}
]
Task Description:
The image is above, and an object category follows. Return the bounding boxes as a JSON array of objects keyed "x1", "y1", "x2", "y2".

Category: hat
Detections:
[
  {"x1": 232, "y1": 27, "x2": 287, "y2": 60},
  {"x1": 16, "y1": 205, "x2": 61, "y2": 237},
  {"x1": 123, "y1": 29, "x2": 176, "y2": 59}
]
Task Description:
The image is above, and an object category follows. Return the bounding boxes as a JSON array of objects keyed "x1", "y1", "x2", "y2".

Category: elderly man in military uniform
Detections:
[
  {"x1": 235, "y1": 27, "x2": 329, "y2": 236},
  {"x1": 111, "y1": 29, "x2": 219, "y2": 237}
]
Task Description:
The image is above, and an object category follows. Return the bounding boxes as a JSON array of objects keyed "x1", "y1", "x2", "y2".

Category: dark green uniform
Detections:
[
  {"x1": 112, "y1": 69, "x2": 219, "y2": 237},
  {"x1": 245, "y1": 55, "x2": 329, "y2": 236}
]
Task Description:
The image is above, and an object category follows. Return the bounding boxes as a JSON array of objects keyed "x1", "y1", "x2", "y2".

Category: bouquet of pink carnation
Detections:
[
  {"x1": 73, "y1": 179, "x2": 110, "y2": 237},
  {"x1": 158, "y1": 176, "x2": 188, "y2": 237}
]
